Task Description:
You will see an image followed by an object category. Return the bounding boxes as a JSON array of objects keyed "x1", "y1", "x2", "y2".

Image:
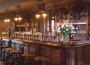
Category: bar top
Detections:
[{"x1": 1, "y1": 37, "x2": 90, "y2": 48}]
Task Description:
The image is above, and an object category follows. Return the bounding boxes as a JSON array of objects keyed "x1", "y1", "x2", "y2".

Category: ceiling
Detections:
[{"x1": 0, "y1": 0, "x2": 89, "y2": 13}]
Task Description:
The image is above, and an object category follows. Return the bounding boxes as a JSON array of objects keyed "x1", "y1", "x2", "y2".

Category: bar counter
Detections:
[
  {"x1": 2, "y1": 37, "x2": 90, "y2": 47},
  {"x1": 1, "y1": 37, "x2": 90, "y2": 65}
]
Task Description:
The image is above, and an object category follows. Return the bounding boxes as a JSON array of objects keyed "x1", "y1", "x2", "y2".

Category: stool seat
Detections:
[
  {"x1": 5, "y1": 48, "x2": 13, "y2": 51},
  {"x1": 35, "y1": 56, "x2": 50, "y2": 61},
  {"x1": 0, "y1": 46, "x2": 8, "y2": 60},
  {"x1": 22, "y1": 54, "x2": 36, "y2": 65},
  {"x1": 0, "y1": 46, "x2": 8, "y2": 48},
  {"x1": 22, "y1": 54, "x2": 34, "y2": 57},
  {"x1": 11, "y1": 50, "x2": 23, "y2": 54},
  {"x1": 11, "y1": 50, "x2": 23, "y2": 65}
]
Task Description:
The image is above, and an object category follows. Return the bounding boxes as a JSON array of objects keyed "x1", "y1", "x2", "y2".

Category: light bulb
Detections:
[
  {"x1": 18, "y1": 17, "x2": 22, "y2": 20},
  {"x1": 42, "y1": 13, "x2": 47, "y2": 18},
  {"x1": 4, "y1": 20, "x2": 7, "y2": 22},
  {"x1": 14, "y1": 18, "x2": 18, "y2": 21},
  {"x1": 35, "y1": 14, "x2": 40, "y2": 19}
]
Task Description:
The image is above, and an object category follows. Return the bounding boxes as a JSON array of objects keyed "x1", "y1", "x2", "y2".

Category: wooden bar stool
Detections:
[
  {"x1": 0, "y1": 46, "x2": 8, "y2": 61},
  {"x1": 5, "y1": 53, "x2": 14, "y2": 65},
  {"x1": 22, "y1": 53, "x2": 34, "y2": 57},
  {"x1": 22, "y1": 53, "x2": 35, "y2": 65},
  {"x1": 5, "y1": 48, "x2": 13, "y2": 55},
  {"x1": 35, "y1": 56, "x2": 50, "y2": 65},
  {"x1": 10, "y1": 44, "x2": 24, "y2": 65},
  {"x1": 5, "y1": 48, "x2": 13, "y2": 65},
  {"x1": 11, "y1": 50, "x2": 23, "y2": 65},
  {"x1": 5, "y1": 48, "x2": 13, "y2": 52},
  {"x1": 0, "y1": 40, "x2": 8, "y2": 62}
]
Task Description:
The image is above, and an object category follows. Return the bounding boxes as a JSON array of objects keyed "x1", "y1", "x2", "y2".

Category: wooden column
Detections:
[
  {"x1": 49, "y1": 10, "x2": 52, "y2": 33},
  {"x1": 86, "y1": 3, "x2": 90, "y2": 40},
  {"x1": 67, "y1": 4, "x2": 71, "y2": 23}
]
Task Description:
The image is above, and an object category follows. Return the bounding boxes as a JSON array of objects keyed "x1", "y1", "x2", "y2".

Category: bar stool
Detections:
[
  {"x1": 5, "y1": 53, "x2": 14, "y2": 65},
  {"x1": 22, "y1": 53, "x2": 35, "y2": 65},
  {"x1": 0, "y1": 46, "x2": 8, "y2": 61},
  {"x1": 0, "y1": 40, "x2": 8, "y2": 62},
  {"x1": 35, "y1": 56, "x2": 50, "y2": 65},
  {"x1": 11, "y1": 50, "x2": 23, "y2": 54},
  {"x1": 5, "y1": 47, "x2": 13, "y2": 55},
  {"x1": 11, "y1": 50, "x2": 23, "y2": 65},
  {"x1": 10, "y1": 44, "x2": 24, "y2": 65},
  {"x1": 4, "y1": 47, "x2": 13, "y2": 65}
]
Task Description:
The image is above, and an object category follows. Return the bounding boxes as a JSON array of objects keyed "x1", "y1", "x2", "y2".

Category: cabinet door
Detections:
[
  {"x1": 40, "y1": 46, "x2": 51, "y2": 65},
  {"x1": 23, "y1": 44, "x2": 28, "y2": 54},
  {"x1": 29, "y1": 44, "x2": 35, "y2": 54},
  {"x1": 78, "y1": 46, "x2": 90, "y2": 65},
  {"x1": 41, "y1": 46, "x2": 51, "y2": 57},
  {"x1": 28, "y1": 44, "x2": 40, "y2": 56},
  {"x1": 51, "y1": 49, "x2": 67, "y2": 65}
]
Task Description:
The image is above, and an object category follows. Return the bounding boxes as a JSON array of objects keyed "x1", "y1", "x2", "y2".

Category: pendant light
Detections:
[
  {"x1": 14, "y1": 6, "x2": 22, "y2": 32},
  {"x1": 14, "y1": 6, "x2": 22, "y2": 21},
  {"x1": 4, "y1": 9, "x2": 11, "y2": 22},
  {"x1": 35, "y1": 0, "x2": 47, "y2": 18}
]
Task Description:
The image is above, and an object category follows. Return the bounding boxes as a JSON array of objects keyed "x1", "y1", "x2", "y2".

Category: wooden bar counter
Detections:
[{"x1": 1, "y1": 37, "x2": 90, "y2": 65}]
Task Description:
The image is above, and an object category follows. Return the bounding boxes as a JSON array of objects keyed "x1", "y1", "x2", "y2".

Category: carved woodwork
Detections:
[{"x1": 71, "y1": 3, "x2": 86, "y2": 20}]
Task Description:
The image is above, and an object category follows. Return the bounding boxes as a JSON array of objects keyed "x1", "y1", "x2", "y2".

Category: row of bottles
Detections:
[{"x1": 11, "y1": 32, "x2": 63, "y2": 43}]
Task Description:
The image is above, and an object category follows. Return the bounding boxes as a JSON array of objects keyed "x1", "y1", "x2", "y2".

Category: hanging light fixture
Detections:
[
  {"x1": 14, "y1": 6, "x2": 22, "y2": 21},
  {"x1": 4, "y1": 19, "x2": 10, "y2": 22},
  {"x1": 35, "y1": 12, "x2": 47, "y2": 18},
  {"x1": 35, "y1": 0, "x2": 47, "y2": 34},
  {"x1": 14, "y1": 6, "x2": 22, "y2": 32},
  {"x1": 14, "y1": 15, "x2": 22, "y2": 21},
  {"x1": 4, "y1": 9, "x2": 11, "y2": 22},
  {"x1": 35, "y1": 0, "x2": 47, "y2": 18}
]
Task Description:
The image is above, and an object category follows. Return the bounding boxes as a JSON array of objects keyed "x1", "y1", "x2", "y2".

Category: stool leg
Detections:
[
  {"x1": 3, "y1": 48, "x2": 5, "y2": 60},
  {"x1": 13, "y1": 54, "x2": 22, "y2": 65},
  {"x1": 16, "y1": 54, "x2": 20, "y2": 65},
  {"x1": 0, "y1": 48, "x2": 2, "y2": 59},
  {"x1": 42, "y1": 61, "x2": 45, "y2": 65},
  {"x1": 18, "y1": 55, "x2": 22, "y2": 65}
]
